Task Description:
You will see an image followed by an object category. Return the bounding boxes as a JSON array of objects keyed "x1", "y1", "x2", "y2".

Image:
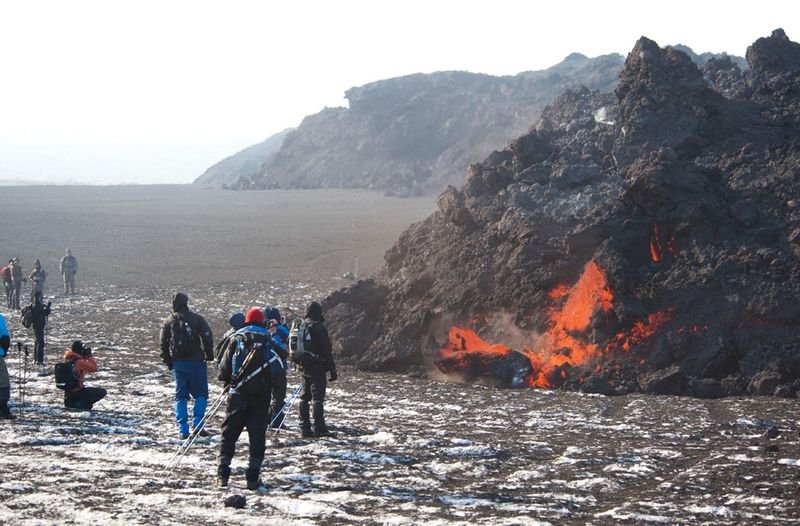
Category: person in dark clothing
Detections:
[
  {"x1": 213, "y1": 311, "x2": 246, "y2": 366},
  {"x1": 159, "y1": 292, "x2": 214, "y2": 440},
  {"x1": 265, "y1": 305, "x2": 289, "y2": 428},
  {"x1": 217, "y1": 307, "x2": 279, "y2": 490},
  {"x1": 297, "y1": 301, "x2": 337, "y2": 438},
  {"x1": 28, "y1": 259, "x2": 47, "y2": 302},
  {"x1": 29, "y1": 291, "x2": 51, "y2": 365},
  {"x1": 63, "y1": 340, "x2": 107, "y2": 410}
]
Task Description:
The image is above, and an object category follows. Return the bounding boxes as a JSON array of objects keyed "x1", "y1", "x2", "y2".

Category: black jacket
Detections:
[
  {"x1": 31, "y1": 301, "x2": 51, "y2": 329},
  {"x1": 159, "y1": 307, "x2": 214, "y2": 365}
]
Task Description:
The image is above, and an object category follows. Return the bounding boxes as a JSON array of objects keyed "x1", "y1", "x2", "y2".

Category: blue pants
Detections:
[{"x1": 172, "y1": 360, "x2": 209, "y2": 435}]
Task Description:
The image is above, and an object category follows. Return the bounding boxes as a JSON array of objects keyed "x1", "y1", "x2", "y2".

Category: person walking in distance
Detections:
[
  {"x1": 216, "y1": 307, "x2": 276, "y2": 490},
  {"x1": 1, "y1": 260, "x2": 13, "y2": 309},
  {"x1": 159, "y1": 292, "x2": 214, "y2": 440},
  {"x1": 297, "y1": 301, "x2": 338, "y2": 438},
  {"x1": 9, "y1": 257, "x2": 25, "y2": 310},
  {"x1": 29, "y1": 291, "x2": 51, "y2": 365},
  {"x1": 0, "y1": 312, "x2": 14, "y2": 419},
  {"x1": 28, "y1": 259, "x2": 47, "y2": 302},
  {"x1": 60, "y1": 248, "x2": 78, "y2": 294}
]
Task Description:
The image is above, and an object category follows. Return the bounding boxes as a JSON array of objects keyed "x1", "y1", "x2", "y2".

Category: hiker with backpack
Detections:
[
  {"x1": 216, "y1": 307, "x2": 280, "y2": 490},
  {"x1": 159, "y1": 292, "x2": 214, "y2": 440},
  {"x1": 1, "y1": 260, "x2": 12, "y2": 308},
  {"x1": 28, "y1": 259, "x2": 47, "y2": 302},
  {"x1": 213, "y1": 311, "x2": 246, "y2": 366},
  {"x1": 60, "y1": 340, "x2": 106, "y2": 410},
  {"x1": 265, "y1": 305, "x2": 289, "y2": 428},
  {"x1": 28, "y1": 291, "x2": 51, "y2": 365},
  {"x1": 59, "y1": 248, "x2": 78, "y2": 294},
  {"x1": 292, "y1": 301, "x2": 338, "y2": 438},
  {"x1": 9, "y1": 257, "x2": 26, "y2": 310},
  {"x1": 0, "y1": 312, "x2": 14, "y2": 420}
]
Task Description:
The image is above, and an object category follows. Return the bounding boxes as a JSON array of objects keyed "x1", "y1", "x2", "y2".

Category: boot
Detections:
[
  {"x1": 299, "y1": 401, "x2": 313, "y2": 437},
  {"x1": 216, "y1": 464, "x2": 231, "y2": 488},
  {"x1": 313, "y1": 401, "x2": 332, "y2": 437},
  {"x1": 245, "y1": 458, "x2": 263, "y2": 490}
]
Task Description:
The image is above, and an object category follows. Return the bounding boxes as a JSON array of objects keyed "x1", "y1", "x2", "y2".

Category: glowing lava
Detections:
[{"x1": 439, "y1": 260, "x2": 674, "y2": 388}]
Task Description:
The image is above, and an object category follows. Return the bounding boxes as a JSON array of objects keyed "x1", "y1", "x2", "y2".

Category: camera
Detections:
[{"x1": 82, "y1": 346, "x2": 92, "y2": 357}]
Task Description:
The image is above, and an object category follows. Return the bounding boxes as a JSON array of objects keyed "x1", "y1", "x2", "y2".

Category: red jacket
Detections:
[{"x1": 64, "y1": 350, "x2": 97, "y2": 391}]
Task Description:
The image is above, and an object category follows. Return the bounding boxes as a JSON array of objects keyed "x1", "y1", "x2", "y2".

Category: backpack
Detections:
[
  {"x1": 55, "y1": 361, "x2": 79, "y2": 390},
  {"x1": 0, "y1": 266, "x2": 9, "y2": 282},
  {"x1": 228, "y1": 331, "x2": 271, "y2": 395},
  {"x1": 288, "y1": 318, "x2": 318, "y2": 365},
  {"x1": 20, "y1": 305, "x2": 33, "y2": 329},
  {"x1": 169, "y1": 313, "x2": 198, "y2": 359}
]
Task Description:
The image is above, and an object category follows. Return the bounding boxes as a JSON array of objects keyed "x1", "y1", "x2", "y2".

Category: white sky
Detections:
[{"x1": 1, "y1": 0, "x2": 797, "y2": 184}]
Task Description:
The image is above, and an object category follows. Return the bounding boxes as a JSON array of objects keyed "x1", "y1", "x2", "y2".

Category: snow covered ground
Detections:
[{"x1": 1, "y1": 283, "x2": 798, "y2": 525}]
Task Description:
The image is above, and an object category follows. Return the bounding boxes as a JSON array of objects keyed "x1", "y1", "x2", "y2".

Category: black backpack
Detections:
[
  {"x1": 169, "y1": 313, "x2": 197, "y2": 359},
  {"x1": 55, "y1": 361, "x2": 79, "y2": 390},
  {"x1": 20, "y1": 305, "x2": 33, "y2": 329}
]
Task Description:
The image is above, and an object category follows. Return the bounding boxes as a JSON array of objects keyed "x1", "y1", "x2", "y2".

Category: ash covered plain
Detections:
[{"x1": 0, "y1": 185, "x2": 798, "y2": 525}]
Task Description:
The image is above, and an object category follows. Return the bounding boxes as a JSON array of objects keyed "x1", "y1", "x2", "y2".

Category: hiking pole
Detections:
[
  {"x1": 271, "y1": 383, "x2": 302, "y2": 434},
  {"x1": 162, "y1": 386, "x2": 229, "y2": 475},
  {"x1": 16, "y1": 342, "x2": 23, "y2": 415},
  {"x1": 20, "y1": 344, "x2": 29, "y2": 414}
]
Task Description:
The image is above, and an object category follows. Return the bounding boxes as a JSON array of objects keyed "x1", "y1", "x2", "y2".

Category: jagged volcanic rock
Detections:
[{"x1": 323, "y1": 30, "x2": 800, "y2": 397}]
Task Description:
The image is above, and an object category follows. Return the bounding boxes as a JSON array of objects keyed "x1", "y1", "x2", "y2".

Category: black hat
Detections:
[
  {"x1": 71, "y1": 340, "x2": 85, "y2": 354},
  {"x1": 172, "y1": 292, "x2": 189, "y2": 312}
]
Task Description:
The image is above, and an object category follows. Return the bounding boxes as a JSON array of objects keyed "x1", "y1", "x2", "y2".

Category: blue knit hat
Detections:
[{"x1": 228, "y1": 311, "x2": 245, "y2": 330}]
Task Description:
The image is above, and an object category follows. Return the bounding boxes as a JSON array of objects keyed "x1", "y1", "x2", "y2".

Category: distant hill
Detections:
[
  {"x1": 193, "y1": 128, "x2": 293, "y2": 188},
  {"x1": 223, "y1": 48, "x2": 743, "y2": 196},
  {"x1": 231, "y1": 53, "x2": 625, "y2": 196}
]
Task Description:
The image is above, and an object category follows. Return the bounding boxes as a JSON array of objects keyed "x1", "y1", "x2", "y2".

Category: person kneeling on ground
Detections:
[{"x1": 64, "y1": 341, "x2": 107, "y2": 411}]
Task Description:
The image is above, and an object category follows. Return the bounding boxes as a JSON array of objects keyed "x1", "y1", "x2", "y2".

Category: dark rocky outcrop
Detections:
[
  {"x1": 193, "y1": 128, "x2": 293, "y2": 188},
  {"x1": 323, "y1": 30, "x2": 800, "y2": 397}
]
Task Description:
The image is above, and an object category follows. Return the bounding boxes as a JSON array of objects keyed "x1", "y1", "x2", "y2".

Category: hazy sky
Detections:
[{"x1": 1, "y1": 1, "x2": 797, "y2": 184}]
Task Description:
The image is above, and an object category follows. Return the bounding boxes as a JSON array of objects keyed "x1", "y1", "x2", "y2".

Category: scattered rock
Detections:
[
  {"x1": 763, "y1": 425, "x2": 780, "y2": 439},
  {"x1": 748, "y1": 372, "x2": 783, "y2": 396},
  {"x1": 224, "y1": 494, "x2": 246, "y2": 508}
]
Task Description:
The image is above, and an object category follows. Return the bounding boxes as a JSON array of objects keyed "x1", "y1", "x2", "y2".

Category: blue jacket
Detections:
[{"x1": 0, "y1": 313, "x2": 9, "y2": 356}]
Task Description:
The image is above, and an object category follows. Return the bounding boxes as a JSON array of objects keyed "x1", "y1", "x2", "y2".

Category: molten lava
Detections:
[
  {"x1": 439, "y1": 260, "x2": 674, "y2": 389},
  {"x1": 650, "y1": 223, "x2": 678, "y2": 262}
]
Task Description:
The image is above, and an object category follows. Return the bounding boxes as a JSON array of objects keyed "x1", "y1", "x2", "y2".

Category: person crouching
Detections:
[{"x1": 64, "y1": 341, "x2": 107, "y2": 411}]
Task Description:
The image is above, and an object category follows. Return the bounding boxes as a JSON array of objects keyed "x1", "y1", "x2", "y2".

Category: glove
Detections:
[
  {"x1": 329, "y1": 370, "x2": 338, "y2": 382},
  {"x1": 47, "y1": 301, "x2": 52, "y2": 307}
]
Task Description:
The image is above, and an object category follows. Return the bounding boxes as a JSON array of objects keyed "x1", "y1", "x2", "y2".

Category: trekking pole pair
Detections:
[
  {"x1": 163, "y1": 386, "x2": 229, "y2": 475},
  {"x1": 270, "y1": 383, "x2": 302, "y2": 433}
]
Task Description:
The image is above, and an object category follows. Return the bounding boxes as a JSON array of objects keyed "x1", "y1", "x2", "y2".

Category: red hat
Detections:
[{"x1": 245, "y1": 307, "x2": 265, "y2": 324}]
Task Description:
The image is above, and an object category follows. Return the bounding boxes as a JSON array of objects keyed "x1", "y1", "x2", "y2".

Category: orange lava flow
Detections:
[{"x1": 440, "y1": 260, "x2": 675, "y2": 389}]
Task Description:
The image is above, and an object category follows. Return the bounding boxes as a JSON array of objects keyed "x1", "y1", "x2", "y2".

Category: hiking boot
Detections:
[
  {"x1": 180, "y1": 433, "x2": 190, "y2": 440},
  {"x1": 246, "y1": 478, "x2": 267, "y2": 491},
  {"x1": 0, "y1": 410, "x2": 15, "y2": 420},
  {"x1": 193, "y1": 428, "x2": 211, "y2": 438},
  {"x1": 301, "y1": 428, "x2": 315, "y2": 438},
  {"x1": 314, "y1": 427, "x2": 334, "y2": 438},
  {"x1": 217, "y1": 465, "x2": 230, "y2": 488}
]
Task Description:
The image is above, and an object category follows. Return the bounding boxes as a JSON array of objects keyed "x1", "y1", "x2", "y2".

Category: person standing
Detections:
[
  {"x1": 28, "y1": 259, "x2": 47, "y2": 302},
  {"x1": 1, "y1": 260, "x2": 13, "y2": 308},
  {"x1": 297, "y1": 301, "x2": 337, "y2": 438},
  {"x1": 216, "y1": 307, "x2": 275, "y2": 490},
  {"x1": 62, "y1": 340, "x2": 107, "y2": 410},
  {"x1": 159, "y1": 292, "x2": 214, "y2": 440},
  {"x1": 60, "y1": 248, "x2": 78, "y2": 294},
  {"x1": 29, "y1": 291, "x2": 51, "y2": 365},
  {"x1": 0, "y1": 312, "x2": 14, "y2": 420},
  {"x1": 9, "y1": 257, "x2": 25, "y2": 310},
  {"x1": 265, "y1": 305, "x2": 289, "y2": 428}
]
